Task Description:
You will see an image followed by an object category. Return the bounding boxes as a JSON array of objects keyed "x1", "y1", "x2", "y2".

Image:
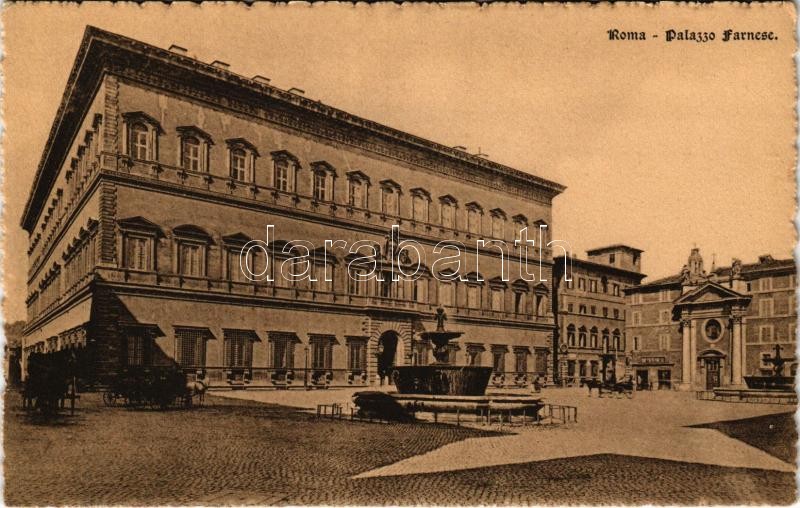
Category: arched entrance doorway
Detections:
[
  {"x1": 377, "y1": 331, "x2": 399, "y2": 385},
  {"x1": 699, "y1": 350, "x2": 725, "y2": 390}
]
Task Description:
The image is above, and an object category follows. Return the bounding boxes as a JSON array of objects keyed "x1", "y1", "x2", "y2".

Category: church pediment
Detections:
[{"x1": 673, "y1": 281, "x2": 750, "y2": 307}]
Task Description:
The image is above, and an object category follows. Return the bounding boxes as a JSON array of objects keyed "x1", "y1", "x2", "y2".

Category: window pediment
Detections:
[
  {"x1": 379, "y1": 179, "x2": 402, "y2": 192},
  {"x1": 512, "y1": 214, "x2": 528, "y2": 225},
  {"x1": 310, "y1": 160, "x2": 337, "y2": 176},
  {"x1": 410, "y1": 187, "x2": 431, "y2": 200},
  {"x1": 222, "y1": 232, "x2": 252, "y2": 246},
  {"x1": 439, "y1": 194, "x2": 458, "y2": 206},
  {"x1": 465, "y1": 201, "x2": 483, "y2": 213},
  {"x1": 122, "y1": 111, "x2": 164, "y2": 134},
  {"x1": 176, "y1": 126, "x2": 214, "y2": 144},
  {"x1": 490, "y1": 208, "x2": 507, "y2": 219},
  {"x1": 270, "y1": 150, "x2": 300, "y2": 165},
  {"x1": 118, "y1": 216, "x2": 164, "y2": 236},
  {"x1": 173, "y1": 224, "x2": 213, "y2": 243},
  {"x1": 225, "y1": 138, "x2": 259, "y2": 156},
  {"x1": 346, "y1": 170, "x2": 370, "y2": 184}
]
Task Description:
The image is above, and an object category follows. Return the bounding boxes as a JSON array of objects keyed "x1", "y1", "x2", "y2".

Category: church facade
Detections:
[
  {"x1": 20, "y1": 27, "x2": 565, "y2": 388},
  {"x1": 626, "y1": 248, "x2": 796, "y2": 391}
]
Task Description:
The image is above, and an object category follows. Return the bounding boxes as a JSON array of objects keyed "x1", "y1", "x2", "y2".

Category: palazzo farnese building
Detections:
[
  {"x1": 21, "y1": 27, "x2": 565, "y2": 388},
  {"x1": 626, "y1": 248, "x2": 796, "y2": 391}
]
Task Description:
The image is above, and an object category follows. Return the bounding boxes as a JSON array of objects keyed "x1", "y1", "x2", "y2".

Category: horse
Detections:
[
  {"x1": 584, "y1": 378, "x2": 604, "y2": 397},
  {"x1": 184, "y1": 378, "x2": 208, "y2": 407}
]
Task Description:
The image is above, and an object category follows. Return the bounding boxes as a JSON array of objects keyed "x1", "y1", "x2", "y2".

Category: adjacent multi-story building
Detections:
[
  {"x1": 552, "y1": 245, "x2": 646, "y2": 385},
  {"x1": 626, "y1": 248, "x2": 796, "y2": 391},
  {"x1": 21, "y1": 27, "x2": 565, "y2": 388}
]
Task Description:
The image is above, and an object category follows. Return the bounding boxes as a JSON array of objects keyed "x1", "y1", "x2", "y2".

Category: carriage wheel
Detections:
[{"x1": 102, "y1": 391, "x2": 117, "y2": 407}]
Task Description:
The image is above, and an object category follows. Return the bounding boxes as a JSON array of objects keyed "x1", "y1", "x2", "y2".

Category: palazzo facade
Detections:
[
  {"x1": 21, "y1": 27, "x2": 565, "y2": 389},
  {"x1": 626, "y1": 248, "x2": 796, "y2": 391},
  {"x1": 552, "y1": 245, "x2": 646, "y2": 385}
]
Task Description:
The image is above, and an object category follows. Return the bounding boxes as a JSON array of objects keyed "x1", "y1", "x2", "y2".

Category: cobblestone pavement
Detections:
[{"x1": 5, "y1": 390, "x2": 797, "y2": 505}]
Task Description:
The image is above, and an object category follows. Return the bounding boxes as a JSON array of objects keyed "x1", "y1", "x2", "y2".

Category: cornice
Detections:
[{"x1": 22, "y1": 25, "x2": 565, "y2": 232}]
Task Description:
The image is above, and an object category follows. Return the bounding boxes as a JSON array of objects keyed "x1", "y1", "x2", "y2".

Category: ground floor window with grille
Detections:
[
  {"x1": 310, "y1": 335, "x2": 335, "y2": 371},
  {"x1": 515, "y1": 348, "x2": 529, "y2": 374},
  {"x1": 224, "y1": 330, "x2": 256, "y2": 382},
  {"x1": 534, "y1": 349, "x2": 548, "y2": 374},
  {"x1": 268, "y1": 333, "x2": 297, "y2": 370},
  {"x1": 413, "y1": 341, "x2": 429, "y2": 366},
  {"x1": 347, "y1": 338, "x2": 367, "y2": 372},
  {"x1": 175, "y1": 328, "x2": 209, "y2": 369},
  {"x1": 124, "y1": 329, "x2": 152, "y2": 366},
  {"x1": 492, "y1": 347, "x2": 507, "y2": 373},
  {"x1": 467, "y1": 344, "x2": 485, "y2": 366}
]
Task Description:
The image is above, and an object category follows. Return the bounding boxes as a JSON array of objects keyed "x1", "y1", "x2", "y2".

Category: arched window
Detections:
[
  {"x1": 567, "y1": 324, "x2": 576, "y2": 348},
  {"x1": 123, "y1": 112, "x2": 163, "y2": 161},
  {"x1": 590, "y1": 327, "x2": 598, "y2": 349},
  {"x1": 226, "y1": 138, "x2": 259, "y2": 183},
  {"x1": 578, "y1": 326, "x2": 587, "y2": 348},
  {"x1": 177, "y1": 126, "x2": 213, "y2": 173}
]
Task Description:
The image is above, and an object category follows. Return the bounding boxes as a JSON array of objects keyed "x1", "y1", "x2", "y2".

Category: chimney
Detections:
[
  {"x1": 168, "y1": 44, "x2": 188, "y2": 56},
  {"x1": 211, "y1": 60, "x2": 230, "y2": 70},
  {"x1": 252, "y1": 75, "x2": 271, "y2": 85},
  {"x1": 288, "y1": 87, "x2": 305, "y2": 95}
]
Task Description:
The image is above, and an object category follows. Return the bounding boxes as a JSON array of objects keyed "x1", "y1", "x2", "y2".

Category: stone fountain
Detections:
[
  {"x1": 353, "y1": 307, "x2": 543, "y2": 421},
  {"x1": 744, "y1": 343, "x2": 796, "y2": 391}
]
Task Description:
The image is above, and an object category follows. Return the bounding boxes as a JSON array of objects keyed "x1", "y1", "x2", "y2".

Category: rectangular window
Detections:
[
  {"x1": 492, "y1": 217, "x2": 504, "y2": 239},
  {"x1": 349, "y1": 180, "x2": 364, "y2": 207},
  {"x1": 230, "y1": 150, "x2": 247, "y2": 181},
  {"x1": 602, "y1": 307, "x2": 609, "y2": 318},
  {"x1": 270, "y1": 336, "x2": 294, "y2": 369},
  {"x1": 441, "y1": 204, "x2": 455, "y2": 229},
  {"x1": 467, "y1": 285, "x2": 480, "y2": 309},
  {"x1": 609, "y1": 253, "x2": 616, "y2": 264},
  {"x1": 566, "y1": 277, "x2": 574, "y2": 290},
  {"x1": 313, "y1": 172, "x2": 327, "y2": 201},
  {"x1": 310, "y1": 337, "x2": 334, "y2": 370},
  {"x1": 612, "y1": 284, "x2": 620, "y2": 296},
  {"x1": 274, "y1": 161, "x2": 289, "y2": 192},
  {"x1": 413, "y1": 195, "x2": 428, "y2": 222},
  {"x1": 125, "y1": 331, "x2": 150, "y2": 366},
  {"x1": 228, "y1": 248, "x2": 251, "y2": 282},
  {"x1": 590, "y1": 305, "x2": 596, "y2": 315},
  {"x1": 578, "y1": 278, "x2": 586, "y2": 291},
  {"x1": 633, "y1": 336, "x2": 640, "y2": 351},
  {"x1": 224, "y1": 332, "x2": 254, "y2": 368},
  {"x1": 124, "y1": 235, "x2": 151, "y2": 271},
  {"x1": 614, "y1": 308, "x2": 620, "y2": 319},
  {"x1": 659, "y1": 334, "x2": 671, "y2": 351},
  {"x1": 179, "y1": 243, "x2": 204, "y2": 277},
  {"x1": 414, "y1": 342, "x2": 429, "y2": 366},
  {"x1": 632, "y1": 312, "x2": 642, "y2": 325},
  {"x1": 468, "y1": 210, "x2": 480, "y2": 235},
  {"x1": 660, "y1": 309, "x2": 670, "y2": 324},
  {"x1": 514, "y1": 292, "x2": 525, "y2": 314},
  {"x1": 492, "y1": 349, "x2": 506, "y2": 373},
  {"x1": 516, "y1": 350, "x2": 529, "y2": 373},
  {"x1": 760, "y1": 352, "x2": 772, "y2": 369},
  {"x1": 175, "y1": 329, "x2": 207, "y2": 368},
  {"x1": 759, "y1": 298, "x2": 774, "y2": 317},
  {"x1": 567, "y1": 303, "x2": 574, "y2": 313},
  {"x1": 348, "y1": 270, "x2": 366, "y2": 296},
  {"x1": 439, "y1": 282, "x2": 454, "y2": 307},
  {"x1": 347, "y1": 338, "x2": 367, "y2": 371},
  {"x1": 759, "y1": 325, "x2": 774, "y2": 343},
  {"x1": 761, "y1": 277, "x2": 773, "y2": 291},
  {"x1": 382, "y1": 189, "x2": 398, "y2": 215},
  {"x1": 491, "y1": 288, "x2": 504, "y2": 311},
  {"x1": 589, "y1": 280, "x2": 598, "y2": 293}
]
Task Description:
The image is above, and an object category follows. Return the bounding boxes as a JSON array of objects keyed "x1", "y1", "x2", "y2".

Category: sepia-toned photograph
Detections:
[{"x1": 2, "y1": 2, "x2": 797, "y2": 506}]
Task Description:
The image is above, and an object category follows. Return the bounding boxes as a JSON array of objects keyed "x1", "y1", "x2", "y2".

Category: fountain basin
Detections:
[
  {"x1": 743, "y1": 376, "x2": 795, "y2": 391},
  {"x1": 391, "y1": 365, "x2": 493, "y2": 396}
]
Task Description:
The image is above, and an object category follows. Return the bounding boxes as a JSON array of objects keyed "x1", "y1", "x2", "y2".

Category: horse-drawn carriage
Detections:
[
  {"x1": 22, "y1": 350, "x2": 79, "y2": 414},
  {"x1": 103, "y1": 366, "x2": 206, "y2": 409},
  {"x1": 584, "y1": 376, "x2": 635, "y2": 398}
]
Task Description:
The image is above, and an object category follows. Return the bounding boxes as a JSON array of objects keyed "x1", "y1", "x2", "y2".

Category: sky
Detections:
[{"x1": 2, "y1": 2, "x2": 797, "y2": 322}]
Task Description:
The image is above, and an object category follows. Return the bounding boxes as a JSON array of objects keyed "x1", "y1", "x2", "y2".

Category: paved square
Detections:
[{"x1": 5, "y1": 388, "x2": 796, "y2": 505}]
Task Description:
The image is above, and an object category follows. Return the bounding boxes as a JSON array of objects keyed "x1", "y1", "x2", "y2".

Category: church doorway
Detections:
[
  {"x1": 705, "y1": 358, "x2": 721, "y2": 390},
  {"x1": 377, "y1": 331, "x2": 399, "y2": 385}
]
